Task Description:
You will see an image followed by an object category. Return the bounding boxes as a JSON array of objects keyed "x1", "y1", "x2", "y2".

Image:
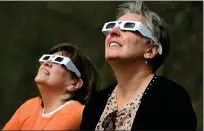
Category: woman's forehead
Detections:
[
  {"x1": 53, "y1": 51, "x2": 69, "y2": 56},
  {"x1": 118, "y1": 13, "x2": 144, "y2": 22},
  {"x1": 117, "y1": 13, "x2": 147, "y2": 25}
]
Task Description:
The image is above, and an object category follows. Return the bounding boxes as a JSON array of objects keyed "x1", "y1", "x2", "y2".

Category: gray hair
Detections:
[{"x1": 117, "y1": 1, "x2": 170, "y2": 72}]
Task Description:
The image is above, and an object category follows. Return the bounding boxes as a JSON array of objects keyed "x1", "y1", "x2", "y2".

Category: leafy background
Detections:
[{"x1": 0, "y1": 1, "x2": 202, "y2": 130}]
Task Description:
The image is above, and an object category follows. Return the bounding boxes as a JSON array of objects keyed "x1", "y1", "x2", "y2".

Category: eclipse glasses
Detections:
[
  {"x1": 102, "y1": 21, "x2": 162, "y2": 55},
  {"x1": 39, "y1": 54, "x2": 81, "y2": 77}
]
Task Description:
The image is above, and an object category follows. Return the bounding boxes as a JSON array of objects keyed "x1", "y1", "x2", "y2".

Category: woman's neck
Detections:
[
  {"x1": 37, "y1": 85, "x2": 72, "y2": 113},
  {"x1": 111, "y1": 63, "x2": 154, "y2": 110},
  {"x1": 113, "y1": 63, "x2": 153, "y2": 89}
]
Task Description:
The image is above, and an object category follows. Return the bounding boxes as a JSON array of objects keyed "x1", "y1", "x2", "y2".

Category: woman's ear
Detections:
[
  {"x1": 75, "y1": 78, "x2": 83, "y2": 90},
  {"x1": 144, "y1": 44, "x2": 159, "y2": 59},
  {"x1": 67, "y1": 78, "x2": 83, "y2": 92}
]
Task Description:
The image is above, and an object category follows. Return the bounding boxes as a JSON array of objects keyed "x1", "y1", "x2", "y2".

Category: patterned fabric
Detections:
[
  {"x1": 95, "y1": 76, "x2": 157, "y2": 130},
  {"x1": 95, "y1": 87, "x2": 144, "y2": 130}
]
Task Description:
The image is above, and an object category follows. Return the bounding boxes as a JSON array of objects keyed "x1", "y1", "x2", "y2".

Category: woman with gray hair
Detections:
[{"x1": 80, "y1": 1, "x2": 197, "y2": 130}]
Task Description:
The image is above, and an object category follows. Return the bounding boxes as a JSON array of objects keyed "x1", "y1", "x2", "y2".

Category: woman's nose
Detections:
[
  {"x1": 109, "y1": 26, "x2": 121, "y2": 37},
  {"x1": 43, "y1": 60, "x2": 53, "y2": 67}
]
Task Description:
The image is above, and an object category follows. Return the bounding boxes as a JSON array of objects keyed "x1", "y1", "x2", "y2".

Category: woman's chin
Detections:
[{"x1": 34, "y1": 76, "x2": 48, "y2": 85}]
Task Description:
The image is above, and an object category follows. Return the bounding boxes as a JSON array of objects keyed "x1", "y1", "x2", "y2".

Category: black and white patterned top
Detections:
[{"x1": 95, "y1": 76, "x2": 158, "y2": 130}]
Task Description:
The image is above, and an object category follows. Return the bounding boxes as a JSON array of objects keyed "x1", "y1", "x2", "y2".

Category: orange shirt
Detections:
[{"x1": 3, "y1": 97, "x2": 85, "y2": 130}]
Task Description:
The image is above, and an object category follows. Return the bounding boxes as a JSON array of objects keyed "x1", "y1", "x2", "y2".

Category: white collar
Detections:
[{"x1": 41, "y1": 100, "x2": 73, "y2": 117}]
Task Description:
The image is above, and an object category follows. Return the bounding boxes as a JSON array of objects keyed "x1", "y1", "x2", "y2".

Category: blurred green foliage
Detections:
[{"x1": 0, "y1": 1, "x2": 202, "y2": 130}]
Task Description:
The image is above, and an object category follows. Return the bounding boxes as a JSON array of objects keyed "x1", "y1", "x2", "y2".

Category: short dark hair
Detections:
[{"x1": 49, "y1": 43, "x2": 100, "y2": 104}]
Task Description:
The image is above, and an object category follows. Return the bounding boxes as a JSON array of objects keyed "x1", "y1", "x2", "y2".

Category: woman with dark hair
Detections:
[{"x1": 3, "y1": 43, "x2": 100, "y2": 130}]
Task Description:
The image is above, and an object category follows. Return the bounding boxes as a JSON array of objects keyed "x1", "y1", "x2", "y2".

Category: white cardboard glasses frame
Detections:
[
  {"x1": 39, "y1": 54, "x2": 81, "y2": 77},
  {"x1": 102, "y1": 21, "x2": 162, "y2": 55}
]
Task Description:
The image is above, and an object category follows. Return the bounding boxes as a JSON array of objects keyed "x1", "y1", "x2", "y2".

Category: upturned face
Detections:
[
  {"x1": 35, "y1": 51, "x2": 76, "y2": 91},
  {"x1": 105, "y1": 13, "x2": 154, "y2": 63}
]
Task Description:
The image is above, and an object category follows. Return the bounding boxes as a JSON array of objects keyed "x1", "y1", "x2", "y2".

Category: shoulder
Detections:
[
  {"x1": 12, "y1": 97, "x2": 41, "y2": 122},
  {"x1": 23, "y1": 97, "x2": 41, "y2": 106},
  {"x1": 50, "y1": 101, "x2": 84, "y2": 123},
  {"x1": 18, "y1": 97, "x2": 41, "y2": 112},
  {"x1": 54, "y1": 101, "x2": 84, "y2": 128},
  {"x1": 143, "y1": 75, "x2": 193, "y2": 108},
  {"x1": 156, "y1": 75, "x2": 190, "y2": 96},
  {"x1": 43, "y1": 101, "x2": 85, "y2": 130},
  {"x1": 154, "y1": 76, "x2": 197, "y2": 129},
  {"x1": 69, "y1": 100, "x2": 85, "y2": 112},
  {"x1": 153, "y1": 75, "x2": 193, "y2": 106},
  {"x1": 156, "y1": 75, "x2": 182, "y2": 88},
  {"x1": 59, "y1": 100, "x2": 85, "y2": 115}
]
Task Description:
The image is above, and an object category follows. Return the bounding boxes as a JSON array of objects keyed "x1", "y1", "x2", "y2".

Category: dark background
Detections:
[{"x1": 0, "y1": 1, "x2": 202, "y2": 130}]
